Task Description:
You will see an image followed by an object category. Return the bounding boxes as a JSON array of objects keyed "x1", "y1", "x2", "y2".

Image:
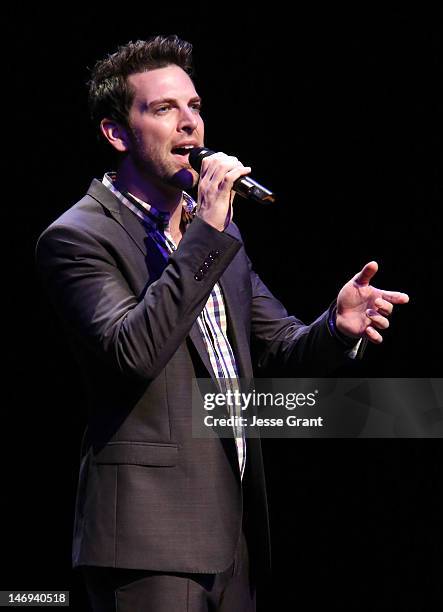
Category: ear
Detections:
[{"x1": 100, "y1": 118, "x2": 131, "y2": 153}]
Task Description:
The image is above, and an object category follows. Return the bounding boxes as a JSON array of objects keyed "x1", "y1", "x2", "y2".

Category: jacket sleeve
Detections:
[
  {"x1": 35, "y1": 217, "x2": 241, "y2": 381},
  {"x1": 247, "y1": 258, "x2": 361, "y2": 375}
]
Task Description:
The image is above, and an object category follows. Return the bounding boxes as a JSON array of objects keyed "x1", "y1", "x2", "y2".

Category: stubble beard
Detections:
[{"x1": 131, "y1": 141, "x2": 198, "y2": 193}]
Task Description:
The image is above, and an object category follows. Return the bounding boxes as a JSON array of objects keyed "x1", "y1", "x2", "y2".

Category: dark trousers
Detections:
[{"x1": 82, "y1": 531, "x2": 256, "y2": 612}]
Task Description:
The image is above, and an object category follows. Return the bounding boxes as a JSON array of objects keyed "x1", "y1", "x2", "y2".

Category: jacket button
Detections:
[{"x1": 194, "y1": 273, "x2": 203, "y2": 281}]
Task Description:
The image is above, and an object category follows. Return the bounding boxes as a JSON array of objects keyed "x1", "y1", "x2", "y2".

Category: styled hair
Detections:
[{"x1": 88, "y1": 35, "x2": 194, "y2": 132}]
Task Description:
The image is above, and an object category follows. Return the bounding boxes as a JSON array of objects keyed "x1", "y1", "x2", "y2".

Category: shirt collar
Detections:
[{"x1": 102, "y1": 171, "x2": 196, "y2": 231}]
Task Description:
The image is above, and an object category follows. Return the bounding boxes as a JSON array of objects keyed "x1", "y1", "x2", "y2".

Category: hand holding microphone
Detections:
[
  {"x1": 189, "y1": 147, "x2": 276, "y2": 231},
  {"x1": 192, "y1": 151, "x2": 251, "y2": 231}
]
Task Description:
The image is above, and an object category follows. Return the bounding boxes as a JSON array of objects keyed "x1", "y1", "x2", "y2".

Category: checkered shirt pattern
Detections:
[{"x1": 103, "y1": 173, "x2": 246, "y2": 479}]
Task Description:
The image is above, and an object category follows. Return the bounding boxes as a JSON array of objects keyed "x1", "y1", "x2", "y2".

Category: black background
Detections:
[{"x1": 5, "y1": 4, "x2": 442, "y2": 610}]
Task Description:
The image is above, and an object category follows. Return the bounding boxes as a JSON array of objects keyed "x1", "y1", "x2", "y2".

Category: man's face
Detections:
[{"x1": 124, "y1": 65, "x2": 204, "y2": 190}]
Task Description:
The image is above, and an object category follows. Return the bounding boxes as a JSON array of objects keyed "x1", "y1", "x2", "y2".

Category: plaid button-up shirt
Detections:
[{"x1": 103, "y1": 173, "x2": 246, "y2": 479}]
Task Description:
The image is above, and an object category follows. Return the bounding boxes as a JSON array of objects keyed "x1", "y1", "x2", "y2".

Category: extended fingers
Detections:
[
  {"x1": 365, "y1": 325, "x2": 383, "y2": 344},
  {"x1": 366, "y1": 308, "x2": 389, "y2": 330},
  {"x1": 373, "y1": 292, "x2": 409, "y2": 317},
  {"x1": 374, "y1": 297, "x2": 393, "y2": 316},
  {"x1": 381, "y1": 290, "x2": 410, "y2": 304},
  {"x1": 354, "y1": 261, "x2": 378, "y2": 286},
  {"x1": 367, "y1": 290, "x2": 409, "y2": 341}
]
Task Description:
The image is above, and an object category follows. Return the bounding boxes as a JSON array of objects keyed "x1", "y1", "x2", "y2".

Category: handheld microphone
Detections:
[{"x1": 189, "y1": 147, "x2": 276, "y2": 204}]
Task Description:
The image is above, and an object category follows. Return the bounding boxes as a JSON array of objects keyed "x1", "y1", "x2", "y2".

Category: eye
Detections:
[
  {"x1": 155, "y1": 105, "x2": 170, "y2": 115},
  {"x1": 191, "y1": 102, "x2": 202, "y2": 113}
]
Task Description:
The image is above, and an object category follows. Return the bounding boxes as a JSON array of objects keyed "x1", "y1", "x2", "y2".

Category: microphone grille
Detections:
[{"x1": 189, "y1": 147, "x2": 214, "y2": 172}]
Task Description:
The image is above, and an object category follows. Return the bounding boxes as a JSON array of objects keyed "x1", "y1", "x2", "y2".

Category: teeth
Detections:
[{"x1": 172, "y1": 145, "x2": 195, "y2": 155}]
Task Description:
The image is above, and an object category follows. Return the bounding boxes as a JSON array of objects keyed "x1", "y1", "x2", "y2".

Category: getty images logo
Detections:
[{"x1": 203, "y1": 389, "x2": 319, "y2": 411}]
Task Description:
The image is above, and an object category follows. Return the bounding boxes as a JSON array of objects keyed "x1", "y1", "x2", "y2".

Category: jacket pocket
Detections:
[{"x1": 93, "y1": 441, "x2": 178, "y2": 467}]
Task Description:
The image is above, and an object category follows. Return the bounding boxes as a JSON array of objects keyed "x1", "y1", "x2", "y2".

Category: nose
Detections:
[{"x1": 177, "y1": 106, "x2": 199, "y2": 134}]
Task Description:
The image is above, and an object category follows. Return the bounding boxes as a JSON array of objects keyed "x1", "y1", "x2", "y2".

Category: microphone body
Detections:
[{"x1": 189, "y1": 147, "x2": 276, "y2": 204}]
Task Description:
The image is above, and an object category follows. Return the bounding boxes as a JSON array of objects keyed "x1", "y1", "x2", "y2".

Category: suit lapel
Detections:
[
  {"x1": 87, "y1": 179, "x2": 149, "y2": 257},
  {"x1": 188, "y1": 275, "x2": 252, "y2": 384},
  {"x1": 219, "y1": 224, "x2": 253, "y2": 381},
  {"x1": 87, "y1": 179, "x2": 251, "y2": 381},
  {"x1": 188, "y1": 324, "x2": 218, "y2": 384},
  {"x1": 187, "y1": 222, "x2": 253, "y2": 382},
  {"x1": 218, "y1": 271, "x2": 252, "y2": 381}
]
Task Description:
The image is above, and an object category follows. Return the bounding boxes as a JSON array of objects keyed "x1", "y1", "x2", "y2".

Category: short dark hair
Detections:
[{"x1": 88, "y1": 35, "x2": 194, "y2": 132}]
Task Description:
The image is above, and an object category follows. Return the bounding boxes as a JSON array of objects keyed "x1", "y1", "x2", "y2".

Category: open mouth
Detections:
[{"x1": 171, "y1": 145, "x2": 195, "y2": 158}]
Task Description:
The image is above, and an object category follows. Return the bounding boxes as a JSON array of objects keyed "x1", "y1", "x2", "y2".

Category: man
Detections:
[{"x1": 35, "y1": 35, "x2": 409, "y2": 611}]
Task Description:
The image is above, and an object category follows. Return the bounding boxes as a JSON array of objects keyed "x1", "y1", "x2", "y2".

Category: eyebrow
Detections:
[{"x1": 148, "y1": 96, "x2": 202, "y2": 108}]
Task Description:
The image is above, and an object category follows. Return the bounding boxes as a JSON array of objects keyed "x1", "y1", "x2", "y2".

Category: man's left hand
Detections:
[{"x1": 336, "y1": 261, "x2": 409, "y2": 344}]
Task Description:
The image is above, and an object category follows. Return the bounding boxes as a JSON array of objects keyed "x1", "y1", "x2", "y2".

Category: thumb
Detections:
[{"x1": 354, "y1": 261, "x2": 378, "y2": 286}]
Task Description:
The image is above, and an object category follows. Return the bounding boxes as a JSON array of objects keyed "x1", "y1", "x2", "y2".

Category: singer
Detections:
[{"x1": 35, "y1": 35, "x2": 409, "y2": 612}]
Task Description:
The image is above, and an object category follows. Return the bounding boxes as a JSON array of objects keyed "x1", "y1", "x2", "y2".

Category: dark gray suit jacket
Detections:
[{"x1": 36, "y1": 179, "x2": 353, "y2": 575}]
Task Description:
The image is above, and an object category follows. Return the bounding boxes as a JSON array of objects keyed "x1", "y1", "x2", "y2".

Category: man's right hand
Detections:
[{"x1": 196, "y1": 152, "x2": 251, "y2": 231}]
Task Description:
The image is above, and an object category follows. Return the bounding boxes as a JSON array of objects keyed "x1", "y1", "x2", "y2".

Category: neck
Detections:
[{"x1": 114, "y1": 157, "x2": 184, "y2": 238}]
